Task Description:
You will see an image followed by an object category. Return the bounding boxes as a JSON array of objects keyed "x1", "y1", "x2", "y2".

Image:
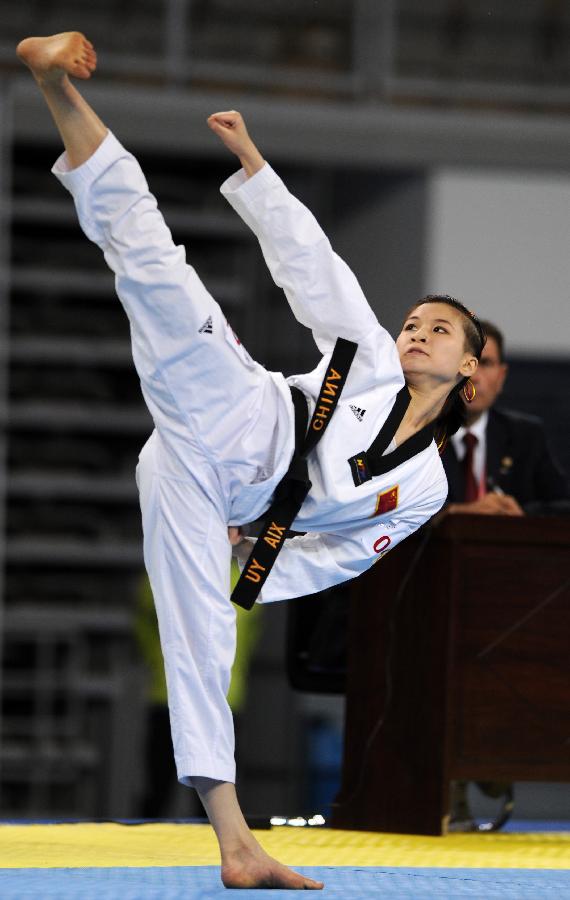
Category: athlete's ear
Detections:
[{"x1": 459, "y1": 354, "x2": 478, "y2": 379}]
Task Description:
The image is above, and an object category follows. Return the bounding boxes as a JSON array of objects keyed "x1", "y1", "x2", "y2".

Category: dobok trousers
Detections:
[{"x1": 53, "y1": 132, "x2": 294, "y2": 785}]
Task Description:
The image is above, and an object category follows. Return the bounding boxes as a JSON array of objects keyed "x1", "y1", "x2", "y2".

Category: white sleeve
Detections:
[
  {"x1": 254, "y1": 479, "x2": 448, "y2": 604},
  {"x1": 221, "y1": 163, "x2": 385, "y2": 355}
]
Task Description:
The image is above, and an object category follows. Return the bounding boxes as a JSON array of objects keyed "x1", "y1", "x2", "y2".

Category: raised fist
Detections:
[
  {"x1": 207, "y1": 110, "x2": 265, "y2": 176},
  {"x1": 207, "y1": 110, "x2": 252, "y2": 156}
]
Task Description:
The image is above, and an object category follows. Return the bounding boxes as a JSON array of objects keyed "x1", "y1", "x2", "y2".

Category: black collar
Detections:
[{"x1": 348, "y1": 386, "x2": 436, "y2": 486}]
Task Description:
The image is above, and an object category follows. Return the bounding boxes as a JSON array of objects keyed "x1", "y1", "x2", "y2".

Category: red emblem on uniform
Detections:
[{"x1": 372, "y1": 484, "x2": 399, "y2": 517}]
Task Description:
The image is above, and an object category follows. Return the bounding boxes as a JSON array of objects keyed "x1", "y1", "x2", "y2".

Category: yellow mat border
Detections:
[{"x1": 0, "y1": 823, "x2": 569, "y2": 870}]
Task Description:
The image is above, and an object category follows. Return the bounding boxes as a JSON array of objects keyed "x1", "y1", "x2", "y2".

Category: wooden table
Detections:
[{"x1": 332, "y1": 515, "x2": 570, "y2": 834}]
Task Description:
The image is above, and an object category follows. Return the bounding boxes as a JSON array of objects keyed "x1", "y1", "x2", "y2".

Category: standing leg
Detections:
[{"x1": 17, "y1": 33, "x2": 322, "y2": 890}]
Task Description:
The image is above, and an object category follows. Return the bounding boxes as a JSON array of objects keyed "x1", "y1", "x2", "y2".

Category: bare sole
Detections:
[{"x1": 16, "y1": 32, "x2": 96, "y2": 81}]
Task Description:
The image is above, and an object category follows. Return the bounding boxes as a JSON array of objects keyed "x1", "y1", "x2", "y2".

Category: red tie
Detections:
[{"x1": 462, "y1": 432, "x2": 479, "y2": 502}]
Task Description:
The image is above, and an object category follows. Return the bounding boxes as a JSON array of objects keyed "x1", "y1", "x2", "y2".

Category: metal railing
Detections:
[{"x1": 0, "y1": 0, "x2": 569, "y2": 110}]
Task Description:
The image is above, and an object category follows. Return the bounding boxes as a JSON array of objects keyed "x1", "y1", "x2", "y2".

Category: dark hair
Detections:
[
  {"x1": 404, "y1": 294, "x2": 487, "y2": 451},
  {"x1": 479, "y1": 319, "x2": 505, "y2": 362}
]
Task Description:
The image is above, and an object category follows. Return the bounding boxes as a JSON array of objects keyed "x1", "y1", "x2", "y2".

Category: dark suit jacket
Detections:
[{"x1": 442, "y1": 407, "x2": 569, "y2": 508}]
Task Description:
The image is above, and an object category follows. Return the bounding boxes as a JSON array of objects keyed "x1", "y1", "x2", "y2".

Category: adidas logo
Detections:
[
  {"x1": 350, "y1": 405, "x2": 366, "y2": 422},
  {"x1": 199, "y1": 316, "x2": 213, "y2": 334}
]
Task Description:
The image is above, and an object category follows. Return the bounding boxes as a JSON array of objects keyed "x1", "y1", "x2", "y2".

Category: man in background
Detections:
[
  {"x1": 442, "y1": 319, "x2": 568, "y2": 829},
  {"x1": 442, "y1": 320, "x2": 568, "y2": 515}
]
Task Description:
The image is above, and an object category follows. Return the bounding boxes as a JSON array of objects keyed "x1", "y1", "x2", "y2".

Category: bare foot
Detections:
[
  {"x1": 16, "y1": 32, "x2": 96, "y2": 83},
  {"x1": 221, "y1": 844, "x2": 324, "y2": 890}
]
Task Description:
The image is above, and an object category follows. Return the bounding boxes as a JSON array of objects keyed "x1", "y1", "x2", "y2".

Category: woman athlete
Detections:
[{"x1": 17, "y1": 32, "x2": 484, "y2": 890}]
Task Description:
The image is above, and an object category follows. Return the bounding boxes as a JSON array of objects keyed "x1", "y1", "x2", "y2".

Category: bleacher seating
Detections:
[{"x1": 1, "y1": 1, "x2": 567, "y2": 106}]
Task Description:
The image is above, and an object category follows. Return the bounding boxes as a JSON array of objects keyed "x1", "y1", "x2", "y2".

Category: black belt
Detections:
[{"x1": 231, "y1": 337, "x2": 358, "y2": 610}]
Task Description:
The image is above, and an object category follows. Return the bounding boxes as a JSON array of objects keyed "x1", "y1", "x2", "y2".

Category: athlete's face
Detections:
[
  {"x1": 396, "y1": 303, "x2": 478, "y2": 386},
  {"x1": 465, "y1": 336, "x2": 507, "y2": 415}
]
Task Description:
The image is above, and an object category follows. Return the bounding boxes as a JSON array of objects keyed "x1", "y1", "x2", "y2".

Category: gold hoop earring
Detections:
[{"x1": 463, "y1": 379, "x2": 476, "y2": 403}]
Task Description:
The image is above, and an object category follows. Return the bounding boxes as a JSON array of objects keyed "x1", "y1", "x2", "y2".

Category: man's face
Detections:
[{"x1": 466, "y1": 336, "x2": 507, "y2": 415}]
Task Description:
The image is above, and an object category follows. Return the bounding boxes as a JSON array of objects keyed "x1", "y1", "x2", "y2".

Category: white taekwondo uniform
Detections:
[{"x1": 53, "y1": 132, "x2": 448, "y2": 786}]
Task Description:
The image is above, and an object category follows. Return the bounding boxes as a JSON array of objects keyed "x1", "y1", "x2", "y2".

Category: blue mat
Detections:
[
  {"x1": 1, "y1": 867, "x2": 569, "y2": 899},
  {"x1": 502, "y1": 820, "x2": 570, "y2": 833}
]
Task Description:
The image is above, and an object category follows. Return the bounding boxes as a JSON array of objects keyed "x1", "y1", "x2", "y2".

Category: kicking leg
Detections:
[
  {"x1": 18, "y1": 31, "x2": 290, "y2": 493},
  {"x1": 17, "y1": 32, "x2": 105, "y2": 169}
]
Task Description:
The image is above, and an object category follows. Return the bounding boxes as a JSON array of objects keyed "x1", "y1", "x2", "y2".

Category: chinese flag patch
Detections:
[{"x1": 372, "y1": 485, "x2": 399, "y2": 517}]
